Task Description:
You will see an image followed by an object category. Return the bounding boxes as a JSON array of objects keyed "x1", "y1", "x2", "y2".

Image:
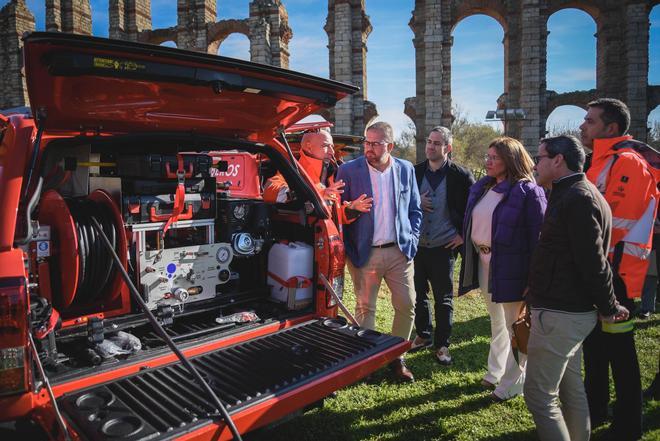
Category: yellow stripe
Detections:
[{"x1": 601, "y1": 319, "x2": 634, "y2": 334}]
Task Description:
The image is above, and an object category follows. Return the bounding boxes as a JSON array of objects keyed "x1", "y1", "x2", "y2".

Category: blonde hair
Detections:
[{"x1": 488, "y1": 136, "x2": 535, "y2": 184}]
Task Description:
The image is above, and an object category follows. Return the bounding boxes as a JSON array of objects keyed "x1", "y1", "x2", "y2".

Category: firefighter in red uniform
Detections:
[
  {"x1": 263, "y1": 129, "x2": 372, "y2": 225},
  {"x1": 581, "y1": 98, "x2": 660, "y2": 441}
]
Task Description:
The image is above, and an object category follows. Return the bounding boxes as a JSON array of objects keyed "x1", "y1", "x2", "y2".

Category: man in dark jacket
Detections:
[
  {"x1": 411, "y1": 126, "x2": 475, "y2": 364},
  {"x1": 524, "y1": 135, "x2": 629, "y2": 441}
]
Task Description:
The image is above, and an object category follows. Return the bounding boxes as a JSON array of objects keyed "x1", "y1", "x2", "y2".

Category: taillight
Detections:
[
  {"x1": 0, "y1": 278, "x2": 29, "y2": 396},
  {"x1": 326, "y1": 236, "x2": 345, "y2": 308}
]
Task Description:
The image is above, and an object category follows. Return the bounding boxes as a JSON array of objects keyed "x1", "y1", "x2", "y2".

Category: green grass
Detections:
[{"x1": 248, "y1": 271, "x2": 660, "y2": 441}]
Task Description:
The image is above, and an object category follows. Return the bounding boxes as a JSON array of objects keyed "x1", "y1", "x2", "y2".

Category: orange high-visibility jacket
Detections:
[
  {"x1": 263, "y1": 149, "x2": 354, "y2": 226},
  {"x1": 586, "y1": 135, "x2": 660, "y2": 298}
]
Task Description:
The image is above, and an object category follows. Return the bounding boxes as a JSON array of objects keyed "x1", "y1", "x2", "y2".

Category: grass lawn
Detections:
[{"x1": 248, "y1": 271, "x2": 660, "y2": 441}]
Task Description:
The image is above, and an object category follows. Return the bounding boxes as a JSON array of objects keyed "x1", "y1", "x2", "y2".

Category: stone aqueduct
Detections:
[{"x1": 1, "y1": 0, "x2": 658, "y2": 157}]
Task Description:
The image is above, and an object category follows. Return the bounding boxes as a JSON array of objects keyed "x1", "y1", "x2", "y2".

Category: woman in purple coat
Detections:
[{"x1": 459, "y1": 137, "x2": 547, "y2": 402}]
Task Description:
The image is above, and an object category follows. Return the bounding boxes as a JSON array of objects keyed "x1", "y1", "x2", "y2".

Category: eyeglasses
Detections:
[
  {"x1": 426, "y1": 139, "x2": 445, "y2": 147},
  {"x1": 533, "y1": 154, "x2": 553, "y2": 165},
  {"x1": 364, "y1": 140, "x2": 388, "y2": 149},
  {"x1": 483, "y1": 154, "x2": 501, "y2": 162}
]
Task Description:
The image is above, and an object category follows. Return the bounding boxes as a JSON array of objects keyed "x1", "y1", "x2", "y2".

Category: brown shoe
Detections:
[
  {"x1": 389, "y1": 358, "x2": 415, "y2": 383},
  {"x1": 409, "y1": 336, "x2": 432, "y2": 353}
]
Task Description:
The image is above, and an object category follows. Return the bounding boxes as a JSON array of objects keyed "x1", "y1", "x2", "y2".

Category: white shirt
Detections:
[
  {"x1": 368, "y1": 160, "x2": 397, "y2": 245},
  {"x1": 471, "y1": 188, "x2": 504, "y2": 263}
]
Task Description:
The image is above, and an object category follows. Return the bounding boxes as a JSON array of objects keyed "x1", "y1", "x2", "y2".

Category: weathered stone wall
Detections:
[
  {"x1": 325, "y1": 0, "x2": 376, "y2": 137},
  {"x1": 109, "y1": 0, "x2": 151, "y2": 41},
  {"x1": 0, "y1": 0, "x2": 35, "y2": 109},
  {"x1": 46, "y1": 0, "x2": 92, "y2": 34},
  {"x1": 0, "y1": 0, "x2": 655, "y2": 151},
  {"x1": 408, "y1": 0, "x2": 656, "y2": 159}
]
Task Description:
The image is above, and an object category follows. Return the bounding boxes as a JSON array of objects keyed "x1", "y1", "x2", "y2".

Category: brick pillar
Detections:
[
  {"x1": 177, "y1": 0, "x2": 216, "y2": 52},
  {"x1": 405, "y1": 1, "x2": 425, "y2": 156},
  {"x1": 109, "y1": 0, "x2": 152, "y2": 41},
  {"x1": 519, "y1": 0, "x2": 546, "y2": 153},
  {"x1": 249, "y1": 0, "x2": 292, "y2": 68},
  {"x1": 503, "y1": 5, "x2": 523, "y2": 141},
  {"x1": 625, "y1": 2, "x2": 649, "y2": 142},
  {"x1": 596, "y1": 3, "x2": 625, "y2": 99},
  {"x1": 407, "y1": 0, "x2": 455, "y2": 160},
  {"x1": 324, "y1": 0, "x2": 375, "y2": 136},
  {"x1": 47, "y1": 0, "x2": 92, "y2": 35},
  {"x1": 0, "y1": 0, "x2": 35, "y2": 109},
  {"x1": 45, "y1": 0, "x2": 61, "y2": 31}
]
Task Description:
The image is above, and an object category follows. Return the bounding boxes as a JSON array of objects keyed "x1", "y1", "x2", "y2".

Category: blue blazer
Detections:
[{"x1": 337, "y1": 156, "x2": 422, "y2": 268}]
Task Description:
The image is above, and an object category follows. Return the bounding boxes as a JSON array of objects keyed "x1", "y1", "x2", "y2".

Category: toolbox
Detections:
[
  {"x1": 122, "y1": 192, "x2": 216, "y2": 224},
  {"x1": 116, "y1": 154, "x2": 213, "y2": 179}
]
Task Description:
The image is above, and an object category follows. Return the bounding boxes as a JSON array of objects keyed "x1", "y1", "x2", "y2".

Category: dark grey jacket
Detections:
[{"x1": 527, "y1": 173, "x2": 617, "y2": 316}]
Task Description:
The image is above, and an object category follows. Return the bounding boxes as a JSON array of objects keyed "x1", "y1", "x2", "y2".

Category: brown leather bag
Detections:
[{"x1": 511, "y1": 302, "x2": 531, "y2": 355}]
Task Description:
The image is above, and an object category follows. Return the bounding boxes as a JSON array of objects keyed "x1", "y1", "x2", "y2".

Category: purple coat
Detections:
[{"x1": 458, "y1": 176, "x2": 547, "y2": 302}]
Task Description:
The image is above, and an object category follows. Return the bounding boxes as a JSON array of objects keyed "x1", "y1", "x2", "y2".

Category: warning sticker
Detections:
[{"x1": 93, "y1": 57, "x2": 145, "y2": 72}]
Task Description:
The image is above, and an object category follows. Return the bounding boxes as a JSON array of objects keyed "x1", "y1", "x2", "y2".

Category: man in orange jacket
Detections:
[
  {"x1": 263, "y1": 129, "x2": 372, "y2": 225},
  {"x1": 581, "y1": 98, "x2": 659, "y2": 441}
]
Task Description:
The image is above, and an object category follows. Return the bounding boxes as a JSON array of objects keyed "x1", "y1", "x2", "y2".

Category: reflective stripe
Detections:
[
  {"x1": 623, "y1": 242, "x2": 651, "y2": 259},
  {"x1": 608, "y1": 242, "x2": 651, "y2": 259},
  {"x1": 612, "y1": 217, "x2": 637, "y2": 230},
  {"x1": 622, "y1": 197, "x2": 657, "y2": 244},
  {"x1": 594, "y1": 156, "x2": 615, "y2": 194},
  {"x1": 601, "y1": 319, "x2": 634, "y2": 334}
]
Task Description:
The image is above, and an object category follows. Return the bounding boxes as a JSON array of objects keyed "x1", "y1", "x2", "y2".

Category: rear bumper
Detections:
[{"x1": 57, "y1": 318, "x2": 408, "y2": 440}]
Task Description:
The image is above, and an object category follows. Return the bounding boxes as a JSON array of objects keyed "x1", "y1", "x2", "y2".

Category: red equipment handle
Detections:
[
  {"x1": 150, "y1": 204, "x2": 193, "y2": 222},
  {"x1": 165, "y1": 162, "x2": 193, "y2": 179}
]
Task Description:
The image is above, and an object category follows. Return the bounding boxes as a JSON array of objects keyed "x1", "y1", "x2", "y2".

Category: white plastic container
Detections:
[{"x1": 267, "y1": 241, "x2": 314, "y2": 309}]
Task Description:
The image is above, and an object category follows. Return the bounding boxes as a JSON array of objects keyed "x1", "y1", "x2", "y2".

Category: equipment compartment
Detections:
[{"x1": 122, "y1": 193, "x2": 216, "y2": 224}]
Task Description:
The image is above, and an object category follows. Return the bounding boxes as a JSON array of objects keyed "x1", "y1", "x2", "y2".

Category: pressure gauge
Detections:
[
  {"x1": 233, "y1": 204, "x2": 247, "y2": 220},
  {"x1": 216, "y1": 245, "x2": 233, "y2": 264}
]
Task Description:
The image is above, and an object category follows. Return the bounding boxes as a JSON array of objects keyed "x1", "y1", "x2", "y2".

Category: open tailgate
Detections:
[{"x1": 56, "y1": 318, "x2": 407, "y2": 440}]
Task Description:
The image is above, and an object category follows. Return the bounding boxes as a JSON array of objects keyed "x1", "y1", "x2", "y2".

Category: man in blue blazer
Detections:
[{"x1": 337, "y1": 121, "x2": 423, "y2": 382}]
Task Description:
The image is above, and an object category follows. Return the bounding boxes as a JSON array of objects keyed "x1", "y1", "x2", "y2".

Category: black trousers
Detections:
[
  {"x1": 583, "y1": 296, "x2": 642, "y2": 440},
  {"x1": 413, "y1": 246, "x2": 455, "y2": 348}
]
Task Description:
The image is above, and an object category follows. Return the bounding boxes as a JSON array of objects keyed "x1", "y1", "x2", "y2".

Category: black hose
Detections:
[
  {"x1": 66, "y1": 198, "x2": 118, "y2": 304},
  {"x1": 89, "y1": 217, "x2": 244, "y2": 441}
]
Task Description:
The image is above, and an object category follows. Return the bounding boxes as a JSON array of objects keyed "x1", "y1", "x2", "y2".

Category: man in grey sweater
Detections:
[{"x1": 524, "y1": 135, "x2": 629, "y2": 441}]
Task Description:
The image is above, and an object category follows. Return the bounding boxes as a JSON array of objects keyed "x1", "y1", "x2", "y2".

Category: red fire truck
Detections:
[{"x1": 0, "y1": 32, "x2": 407, "y2": 440}]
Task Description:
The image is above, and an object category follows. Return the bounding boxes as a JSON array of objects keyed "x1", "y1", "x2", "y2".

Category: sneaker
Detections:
[
  {"x1": 435, "y1": 346, "x2": 452, "y2": 365},
  {"x1": 409, "y1": 336, "x2": 432, "y2": 352},
  {"x1": 637, "y1": 310, "x2": 651, "y2": 320}
]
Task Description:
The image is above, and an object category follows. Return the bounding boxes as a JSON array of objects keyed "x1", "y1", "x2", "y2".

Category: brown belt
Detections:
[
  {"x1": 372, "y1": 242, "x2": 396, "y2": 249},
  {"x1": 476, "y1": 244, "x2": 491, "y2": 254}
]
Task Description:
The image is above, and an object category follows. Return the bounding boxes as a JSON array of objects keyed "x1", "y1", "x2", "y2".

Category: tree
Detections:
[
  {"x1": 450, "y1": 106, "x2": 502, "y2": 176},
  {"x1": 649, "y1": 120, "x2": 660, "y2": 150},
  {"x1": 392, "y1": 121, "x2": 417, "y2": 163}
]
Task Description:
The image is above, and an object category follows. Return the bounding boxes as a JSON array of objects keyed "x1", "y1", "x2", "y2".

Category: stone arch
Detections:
[
  {"x1": 215, "y1": 33, "x2": 251, "y2": 60},
  {"x1": 545, "y1": 90, "x2": 596, "y2": 117},
  {"x1": 546, "y1": 1, "x2": 602, "y2": 24},
  {"x1": 139, "y1": 27, "x2": 177, "y2": 46},
  {"x1": 451, "y1": 13, "x2": 506, "y2": 127},
  {"x1": 545, "y1": 104, "x2": 586, "y2": 136},
  {"x1": 206, "y1": 19, "x2": 250, "y2": 54},
  {"x1": 451, "y1": 1, "x2": 508, "y2": 35},
  {"x1": 546, "y1": 8, "x2": 597, "y2": 93}
]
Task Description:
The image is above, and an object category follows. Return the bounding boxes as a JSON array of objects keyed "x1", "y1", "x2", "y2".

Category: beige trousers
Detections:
[
  {"x1": 524, "y1": 308, "x2": 597, "y2": 441},
  {"x1": 347, "y1": 247, "x2": 415, "y2": 340},
  {"x1": 478, "y1": 258, "x2": 526, "y2": 399}
]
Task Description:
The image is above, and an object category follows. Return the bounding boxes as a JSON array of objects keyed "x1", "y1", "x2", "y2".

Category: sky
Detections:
[{"x1": 5, "y1": 0, "x2": 660, "y2": 136}]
